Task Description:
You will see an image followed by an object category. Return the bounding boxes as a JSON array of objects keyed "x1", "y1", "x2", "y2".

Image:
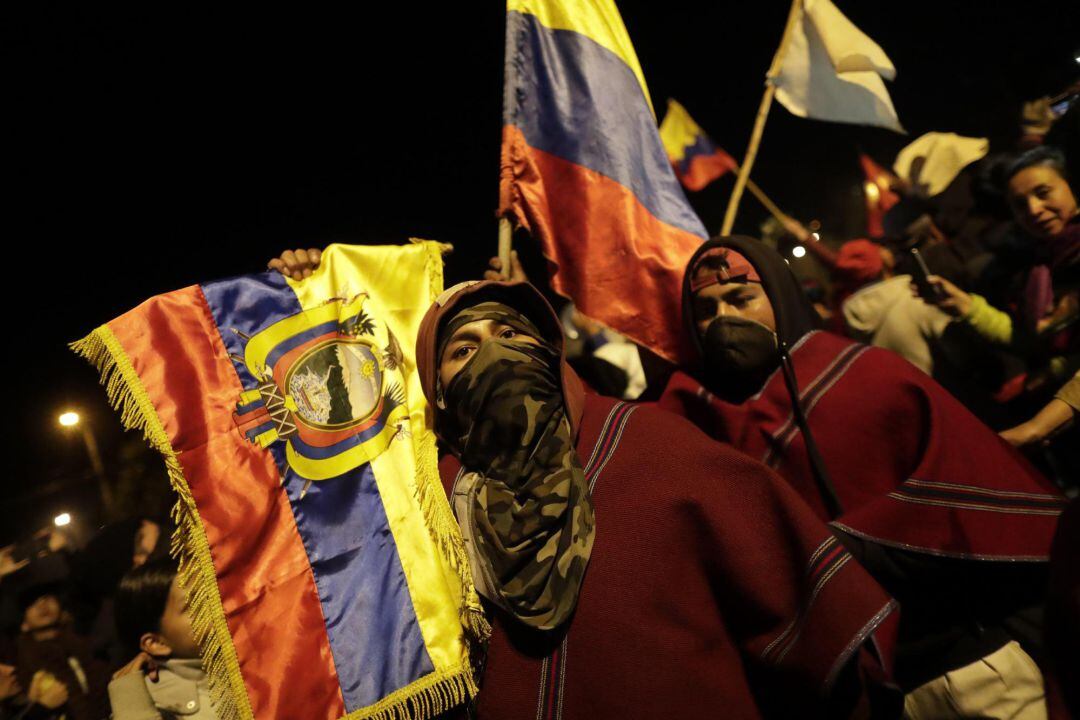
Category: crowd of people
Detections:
[
  {"x1": 273, "y1": 98, "x2": 1079, "y2": 718},
  {"x1": 2, "y1": 96, "x2": 1078, "y2": 719},
  {"x1": 0, "y1": 517, "x2": 214, "y2": 720}
]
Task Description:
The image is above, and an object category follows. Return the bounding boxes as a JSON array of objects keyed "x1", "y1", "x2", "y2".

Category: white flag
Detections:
[
  {"x1": 894, "y1": 132, "x2": 990, "y2": 196},
  {"x1": 773, "y1": 0, "x2": 904, "y2": 133}
]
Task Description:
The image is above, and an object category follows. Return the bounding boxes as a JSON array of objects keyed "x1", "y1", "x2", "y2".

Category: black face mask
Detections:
[{"x1": 700, "y1": 316, "x2": 780, "y2": 401}]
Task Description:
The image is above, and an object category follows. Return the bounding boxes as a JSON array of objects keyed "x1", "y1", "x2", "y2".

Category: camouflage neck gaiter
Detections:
[{"x1": 441, "y1": 312, "x2": 595, "y2": 631}]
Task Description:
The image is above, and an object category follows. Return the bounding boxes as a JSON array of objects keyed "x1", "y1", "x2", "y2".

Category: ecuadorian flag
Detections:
[
  {"x1": 500, "y1": 0, "x2": 707, "y2": 364},
  {"x1": 73, "y1": 243, "x2": 486, "y2": 720},
  {"x1": 659, "y1": 99, "x2": 738, "y2": 192}
]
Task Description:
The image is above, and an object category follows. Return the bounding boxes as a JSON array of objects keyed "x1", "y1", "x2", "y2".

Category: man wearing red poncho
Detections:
[
  {"x1": 416, "y1": 279, "x2": 899, "y2": 718},
  {"x1": 658, "y1": 236, "x2": 1067, "y2": 718}
]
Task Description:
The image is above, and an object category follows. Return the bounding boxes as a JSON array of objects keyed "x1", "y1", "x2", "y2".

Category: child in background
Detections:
[{"x1": 108, "y1": 557, "x2": 217, "y2": 720}]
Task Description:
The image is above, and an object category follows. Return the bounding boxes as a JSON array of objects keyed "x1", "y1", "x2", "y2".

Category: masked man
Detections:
[
  {"x1": 415, "y1": 278, "x2": 899, "y2": 718},
  {"x1": 658, "y1": 236, "x2": 1067, "y2": 719}
]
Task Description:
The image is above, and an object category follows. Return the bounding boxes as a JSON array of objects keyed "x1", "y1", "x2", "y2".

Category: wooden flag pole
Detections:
[
  {"x1": 497, "y1": 217, "x2": 514, "y2": 279},
  {"x1": 720, "y1": 0, "x2": 803, "y2": 236}
]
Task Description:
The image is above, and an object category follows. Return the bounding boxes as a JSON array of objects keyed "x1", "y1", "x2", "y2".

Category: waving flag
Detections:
[
  {"x1": 894, "y1": 131, "x2": 989, "y2": 197},
  {"x1": 73, "y1": 243, "x2": 486, "y2": 720},
  {"x1": 659, "y1": 99, "x2": 737, "y2": 192},
  {"x1": 859, "y1": 153, "x2": 901, "y2": 238},
  {"x1": 500, "y1": 0, "x2": 707, "y2": 363},
  {"x1": 773, "y1": 0, "x2": 904, "y2": 133}
]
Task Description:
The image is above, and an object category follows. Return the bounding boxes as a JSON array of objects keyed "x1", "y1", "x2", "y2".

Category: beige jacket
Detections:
[
  {"x1": 842, "y1": 275, "x2": 952, "y2": 375},
  {"x1": 107, "y1": 659, "x2": 217, "y2": 720}
]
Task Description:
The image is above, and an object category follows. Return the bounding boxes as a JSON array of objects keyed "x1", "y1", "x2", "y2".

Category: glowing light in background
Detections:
[
  {"x1": 58, "y1": 411, "x2": 80, "y2": 427},
  {"x1": 54, "y1": 513, "x2": 71, "y2": 527},
  {"x1": 792, "y1": 245, "x2": 807, "y2": 258}
]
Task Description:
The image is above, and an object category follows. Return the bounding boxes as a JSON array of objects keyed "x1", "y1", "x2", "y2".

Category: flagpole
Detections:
[
  {"x1": 720, "y1": 0, "x2": 803, "y2": 236},
  {"x1": 498, "y1": 217, "x2": 513, "y2": 279}
]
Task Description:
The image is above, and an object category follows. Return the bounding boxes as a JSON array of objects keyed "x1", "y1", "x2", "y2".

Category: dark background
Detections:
[{"x1": 7, "y1": 2, "x2": 1078, "y2": 541}]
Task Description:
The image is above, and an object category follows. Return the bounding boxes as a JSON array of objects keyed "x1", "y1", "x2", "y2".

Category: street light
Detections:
[
  {"x1": 54, "y1": 513, "x2": 71, "y2": 527},
  {"x1": 57, "y1": 408, "x2": 113, "y2": 517}
]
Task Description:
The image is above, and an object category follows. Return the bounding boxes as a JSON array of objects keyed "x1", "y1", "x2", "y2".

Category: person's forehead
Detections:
[
  {"x1": 1009, "y1": 165, "x2": 1062, "y2": 191},
  {"x1": 693, "y1": 281, "x2": 754, "y2": 298},
  {"x1": 444, "y1": 317, "x2": 501, "y2": 342}
]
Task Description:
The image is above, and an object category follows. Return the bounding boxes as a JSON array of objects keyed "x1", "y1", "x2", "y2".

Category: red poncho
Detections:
[
  {"x1": 421, "y1": 280, "x2": 898, "y2": 718},
  {"x1": 659, "y1": 330, "x2": 1066, "y2": 560},
  {"x1": 440, "y1": 394, "x2": 896, "y2": 718}
]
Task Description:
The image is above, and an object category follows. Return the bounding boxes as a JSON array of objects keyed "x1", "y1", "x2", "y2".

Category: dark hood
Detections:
[{"x1": 415, "y1": 280, "x2": 586, "y2": 445}]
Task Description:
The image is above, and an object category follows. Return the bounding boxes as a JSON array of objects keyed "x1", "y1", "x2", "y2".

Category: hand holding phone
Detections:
[{"x1": 909, "y1": 248, "x2": 947, "y2": 303}]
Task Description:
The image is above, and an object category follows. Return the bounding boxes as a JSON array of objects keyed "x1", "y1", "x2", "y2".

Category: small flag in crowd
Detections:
[
  {"x1": 73, "y1": 242, "x2": 486, "y2": 720},
  {"x1": 499, "y1": 0, "x2": 707, "y2": 364},
  {"x1": 894, "y1": 131, "x2": 990, "y2": 197},
  {"x1": 659, "y1": 99, "x2": 738, "y2": 192},
  {"x1": 859, "y1": 153, "x2": 901, "y2": 238},
  {"x1": 773, "y1": 0, "x2": 904, "y2": 133}
]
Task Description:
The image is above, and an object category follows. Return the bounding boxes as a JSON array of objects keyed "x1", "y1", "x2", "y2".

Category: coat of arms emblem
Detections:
[{"x1": 230, "y1": 291, "x2": 407, "y2": 497}]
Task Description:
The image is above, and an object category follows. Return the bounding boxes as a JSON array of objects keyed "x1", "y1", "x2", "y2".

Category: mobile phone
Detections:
[{"x1": 909, "y1": 248, "x2": 946, "y2": 303}]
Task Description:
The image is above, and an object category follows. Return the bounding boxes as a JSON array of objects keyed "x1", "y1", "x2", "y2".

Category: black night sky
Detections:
[{"x1": 6, "y1": 2, "x2": 1077, "y2": 541}]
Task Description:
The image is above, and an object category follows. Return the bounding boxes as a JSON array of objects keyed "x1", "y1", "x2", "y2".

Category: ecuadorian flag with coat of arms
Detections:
[{"x1": 72, "y1": 242, "x2": 487, "y2": 720}]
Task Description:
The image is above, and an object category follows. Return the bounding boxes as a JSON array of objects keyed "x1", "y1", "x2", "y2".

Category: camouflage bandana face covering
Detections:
[{"x1": 441, "y1": 304, "x2": 595, "y2": 631}]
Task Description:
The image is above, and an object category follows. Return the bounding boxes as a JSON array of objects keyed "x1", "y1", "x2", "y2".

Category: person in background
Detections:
[
  {"x1": 658, "y1": 236, "x2": 1065, "y2": 719},
  {"x1": 837, "y1": 238, "x2": 952, "y2": 376},
  {"x1": 1000, "y1": 371, "x2": 1079, "y2": 447},
  {"x1": 926, "y1": 147, "x2": 1080, "y2": 405},
  {"x1": 0, "y1": 633, "x2": 67, "y2": 720},
  {"x1": 132, "y1": 517, "x2": 174, "y2": 569},
  {"x1": 109, "y1": 557, "x2": 217, "y2": 720},
  {"x1": 15, "y1": 582, "x2": 109, "y2": 720},
  {"x1": 0, "y1": 637, "x2": 26, "y2": 720},
  {"x1": 0, "y1": 661, "x2": 19, "y2": 719}
]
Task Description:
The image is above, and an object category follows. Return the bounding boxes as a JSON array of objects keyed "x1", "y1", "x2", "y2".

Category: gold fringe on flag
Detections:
[
  {"x1": 70, "y1": 327, "x2": 254, "y2": 720},
  {"x1": 412, "y1": 239, "x2": 492, "y2": 646}
]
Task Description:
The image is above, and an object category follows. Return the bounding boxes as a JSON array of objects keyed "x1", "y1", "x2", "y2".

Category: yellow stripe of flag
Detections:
[{"x1": 658, "y1": 99, "x2": 706, "y2": 164}]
